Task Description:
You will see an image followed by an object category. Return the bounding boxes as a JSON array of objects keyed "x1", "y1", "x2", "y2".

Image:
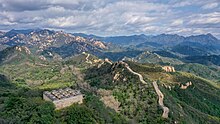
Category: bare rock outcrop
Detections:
[
  {"x1": 93, "y1": 40, "x2": 107, "y2": 49},
  {"x1": 15, "y1": 46, "x2": 31, "y2": 54}
]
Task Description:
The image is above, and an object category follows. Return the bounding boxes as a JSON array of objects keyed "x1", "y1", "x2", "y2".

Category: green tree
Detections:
[{"x1": 65, "y1": 104, "x2": 98, "y2": 124}]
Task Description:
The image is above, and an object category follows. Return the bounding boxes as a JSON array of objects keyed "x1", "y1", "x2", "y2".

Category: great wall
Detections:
[{"x1": 121, "y1": 61, "x2": 169, "y2": 118}]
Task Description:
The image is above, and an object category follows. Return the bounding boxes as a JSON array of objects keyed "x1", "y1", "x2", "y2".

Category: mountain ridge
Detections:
[{"x1": 0, "y1": 29, "x2": 109, "y2": 59}]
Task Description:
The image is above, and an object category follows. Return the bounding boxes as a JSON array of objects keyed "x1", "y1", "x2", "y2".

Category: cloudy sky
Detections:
[{"x1": 0, "y1": 0, "x2": 219, "y2": 37}]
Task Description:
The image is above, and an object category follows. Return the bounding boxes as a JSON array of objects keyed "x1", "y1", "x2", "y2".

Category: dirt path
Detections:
[
  {"x1": 121, "y1": 61, "x2": 169, "y2": 118},
  {"x1": 152, "y1": 81, "x2": 169, "y2": 118}
]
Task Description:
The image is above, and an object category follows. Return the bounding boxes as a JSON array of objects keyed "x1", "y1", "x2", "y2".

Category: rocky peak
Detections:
[
  {"x1": 15, "y1": 46, "x2": 31, "y2": 54},
  {"x1": 0, "y1": 29, "x2": 109, "y2": 58},
  {"x1": 1, "y1": 29, "x2": 107, "y2": 48},
  {"x1": 91, "y1": 40, "x2": 107, "y2": 49},
  {"x1": 75, "y1": 36, "x2": 86, "y2": 42}
]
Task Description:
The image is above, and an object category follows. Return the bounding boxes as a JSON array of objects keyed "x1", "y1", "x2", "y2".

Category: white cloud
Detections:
[
  {"x1": 0, "y1": 19, "x2": 17, "y2": 26},
  {"x1": 172, "y1": 1, "x2": 192, "y2": 7},
  {"x1": 124, "y1": 13, "x2": 156, "y2": 25},
  {"x1": 142, "y1": 26, "x2": 159, "y2": 32},
  {"x1": 202, "y1": 3, "x2": 218, "y2": 9},
  {"x1": 0, "y1": 0, "x2": 219, "y2": 38},
  {"x1": 193, "y1": 29, "x2": 205, "y2": 34},
  {"x1": 188, "y1": 12, "x2": 220, "y2": 25},
  {"x1": 171, "y1": 19, "x2": 183, "y2": 26}
]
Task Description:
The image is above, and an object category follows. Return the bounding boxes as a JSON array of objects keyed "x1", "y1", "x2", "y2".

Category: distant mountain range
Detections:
[
  {"x1": 0, "y1": 29, "x2": 108, "y2": 58},
  {"x1": 73, "y1": 32, "x2": 219, "y2": 45},
  {"x1": 74, "y1": 32, "x2": 220, "y2": 56},
  {"x1": 1, "y1": 29, "x2": 220, "y2": 65}
]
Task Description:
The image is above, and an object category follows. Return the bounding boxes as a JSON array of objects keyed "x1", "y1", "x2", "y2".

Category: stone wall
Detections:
[
  {"x1": 180, "y1": 81, "x2": 192, "y2": 89},
  {"x1": 43, "y1": 93, "x2": 83, "y2": 110},
  {"x1": 53, "y1": 94, "x2": 83, "y2": 110},
  {"x1": 43, "y1": 94, "x2": 52, "y2": 102},
  {"x1": 162, "y1": 66, "x2": 175, "y2": 72}
]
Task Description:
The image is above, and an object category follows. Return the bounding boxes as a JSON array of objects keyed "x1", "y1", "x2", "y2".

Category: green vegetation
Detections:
[
  {"x1": 85, "y1": 62, "x2": 170, "y2": 123},
  {"x1": 101, "y1": 50, "x2": 142, "y2": 61},
  {"x1": 184, "y1": 55, "x2": 220, "y2": 66},
  {"x1": 0, "y1": 45, "x2": 220, "y2": 124},
  {"x1": 0, "y1": 84, "x2": 126, "y2": 124},
  {"x1": 0, "y1": 50, "x2": 127, "y2": 123},
  {"x1": 54, "y1": 94, "x2": 127, "y2": 124},
  {"x1": 0, "y1": 74, "x2": 12, "y2": 88},
  {"x1": 0, "y1": 60, "x2": 78, "y2": 89},
  {"x1": 161, "y1": 72, "x2": 220, "y2": 123},
  {"x1": 125, "y1": 61, "x2": 163, "y2": 73},
  {"x1": 175, "y1": 63, "x2": 220, "y2": 84},
  {"x1": 64, "y1": 104, "x2": 99, "y2": 124},
  {"x1": 85, "y1": 63, "x2": 114, "y2": 89},
  {"x1": 83, "y1": 94, "x2": 127, "y2": 123},
  {"x1": 173, "y1": 72, "x2": 220, "y2": 117},
  {"x1": 0, "y1": 97, "x2": 55, "y2": 124},
  {"x1": 125, "y1": 51, "x2": 183, "y2": 65},
  {"x1": 84, "y1": 59, "x2": 220, "y2": 123}
]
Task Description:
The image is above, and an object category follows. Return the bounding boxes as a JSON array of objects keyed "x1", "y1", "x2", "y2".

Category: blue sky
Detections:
[{"x1": 0, "y1": 0, "x2": 219, "y2": 38}]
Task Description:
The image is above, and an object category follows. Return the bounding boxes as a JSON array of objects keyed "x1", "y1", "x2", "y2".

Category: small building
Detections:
[{"x1": 43, "y1": 88, "x2": 83, "y2": 109}]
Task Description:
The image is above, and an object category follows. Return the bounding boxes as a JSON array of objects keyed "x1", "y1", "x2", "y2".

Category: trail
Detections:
[
  {"x1": 152, "y1": 81, "x2": 169, "y2": 118},
  {"x1": 121, "y1": 61, "x2": 169, "y2": 118},
  {"x1": 85, "y1": 54, "x2": 92, "y2": 64}
]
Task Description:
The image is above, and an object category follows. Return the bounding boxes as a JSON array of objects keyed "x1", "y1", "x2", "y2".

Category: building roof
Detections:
[{"x1": 43, "y1": 88, "x2": 82, "y2": 101}]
